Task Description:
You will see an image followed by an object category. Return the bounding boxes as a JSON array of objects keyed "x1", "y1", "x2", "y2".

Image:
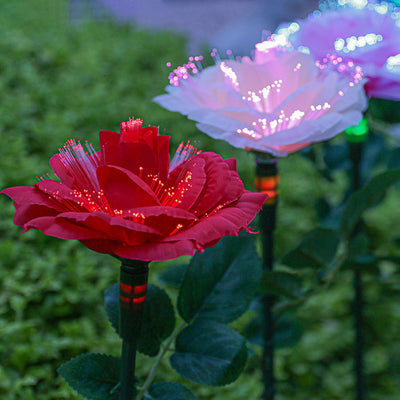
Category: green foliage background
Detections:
[{"x1": 0, "y1": 1, "x2": 400, "y2": 399}]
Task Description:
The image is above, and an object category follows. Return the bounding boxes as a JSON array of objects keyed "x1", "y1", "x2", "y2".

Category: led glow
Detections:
[
  {"x1": 168, "y1": 56, "x2": 203, "y2": 86},
  {"x1": 241, "y1": 80, "x2": 283, "y2": 113},
  {"x1": 345, "y1": 117, "x2": 369, "y2": 142},
  {"x1": 220, "y1": 62, "x2": 239, "y2": 88},
  {"x1": 386, "y1": 53, "x2": 400, "y2": 72},
  {"x1": 315, "y1": 53, "x2": 364, "y2": 83},
  {"x1": 334, "y1": 33, "x2": 383, "y2": 53},
  {"x1": 169, "y1": 140, "x2": 200, "y2": 170},
  {"x1": 256, "y1": 40, "x2": 281, "y2": 53},
  {"x1": 375, "y1": 3, "x2": 388, "y2": 15},
  {"x1": 237, "y1": 102, "x2": 332, "y2": 139},
  {"x1": 337, "y1": 0, "x2": 367, "y2": 9}
]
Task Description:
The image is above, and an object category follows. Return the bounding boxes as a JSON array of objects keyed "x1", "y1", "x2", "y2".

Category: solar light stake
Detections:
[
  {"x1": 346, "y1": 118, "x2": 369, "y2": 400},
  {"x1": 119, "y1": 260, "x2": 149, "y2": 400},
  {"x1": 255, "y1": 156, "x2": 279, "y2": 400}
]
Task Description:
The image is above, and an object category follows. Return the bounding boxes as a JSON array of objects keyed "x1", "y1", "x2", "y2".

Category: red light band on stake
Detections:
[
  {"x1": 119, "y1": 282, "x2": 148, "y2": 304},
  {"x1": 254, "y1": 157, "x2": 279, "y2": 205},
  {"x1": 119, "y1": 262, "x2": 149, "y2": 342},
  {"x1": 254, "y1": 175, "x2": 280, "y2": 204}
]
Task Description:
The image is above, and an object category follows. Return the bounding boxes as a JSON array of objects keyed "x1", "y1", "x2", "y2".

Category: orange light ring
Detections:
[{"x1": 255, "y1": 158, "x2": 279, "y2": 204}]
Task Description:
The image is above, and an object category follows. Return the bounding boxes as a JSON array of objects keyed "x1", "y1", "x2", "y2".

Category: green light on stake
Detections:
[{"x1": 345, "y1": 118, "x2": 369, "y2": 143}]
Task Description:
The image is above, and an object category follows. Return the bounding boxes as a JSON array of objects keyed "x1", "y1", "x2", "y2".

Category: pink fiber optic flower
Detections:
[
  {"x1": 154, "y1": 45, "x2": 367, "y2": 157},
  {"x1": 277, "y1": 5, "x2": 400, "y2": 100}
]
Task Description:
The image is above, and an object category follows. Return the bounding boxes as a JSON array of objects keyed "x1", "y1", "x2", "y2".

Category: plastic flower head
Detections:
[
  {"x1": 154, "y1": 43, "x2": 367, "y2": 157},
  {"x1": 276, "y1": 2, "x2": 400, "y2": 100},
  {"x1": 1, "y1": 118, "x2": 267, "y2": 261}
]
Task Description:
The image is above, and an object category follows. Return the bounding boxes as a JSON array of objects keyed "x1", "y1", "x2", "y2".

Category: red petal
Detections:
[
  {"x1": 163, "y1": 190, "x2": 266, "y2": 245},
  {"x1": 35, "y1": 180, "x2": 83, "y2": 208},
  {"x1": 58, "y1": 211, "x2": 162, "y2": 246},
  {"x1": 167, "y1": 156, "x2": 207, "y2": 210},
  {"x1": 13, "y1": 204, "x2": 60, "y2": 227},
  {"x1": 104, "y1": 142, "x2": 157, "y2": 176},
  {"x1": 24, "y1": 215, "x2": 108, "y2": 240},
  {"x1": 224, "y1": 158, "x2": 237, "y2": 171},
  {"x1": 110, "y1": 239, "x2": 198, "y2": 261},
  {"x1": 79, "y1": 238, "x2": 121, "y2": 255},
  {"x1": 97, "y1": 165, "x2": 160, "y2": 210},
  {"x1": 189, "y1": 152, "x2": 244, "y2": 216},
  {"x1": 2, "y1": 185, "x2": 63, "y2": 209},
  {"x1": 49, "y1": 154, "x2": 75, "y2": 187},
  {"x1": 157, "y1": 136, "x2": 170, "y2": 182},
  {"x1": 99, "y1": 130, "x2": 120, "y2": 149},
  {"x1": 122, "y1": 206, "x2": 196, "y2": 236}
]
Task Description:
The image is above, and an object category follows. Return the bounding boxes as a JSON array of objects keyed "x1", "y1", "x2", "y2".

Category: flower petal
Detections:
[
  {"x1": 103, "y1": 142, "x2": 157, "y2": 176},
  {"x1": 49, "y1": 154, "x2": 76, "y2": 188},
  {"x1": 57, "y1": 211, "x2": 163, "y2": 246},
  {"x1": 24, "y1": 215, "x2": 108, "y2": 240},
  {"x1": 167, "y1": 156, "x2": 207, "y2": 210},
  {"x1": 163, "y1": 191, "x2": 267, "y2": 245},
  {"x1": 97, "y1": 165, "x2": 161, "y2": 210},
  {"x1": 188, "y1": 152, "x2": 244, "y2": 217},
  {"x1": 122, "y1": 206, "x2": 196, "y2": 236}
]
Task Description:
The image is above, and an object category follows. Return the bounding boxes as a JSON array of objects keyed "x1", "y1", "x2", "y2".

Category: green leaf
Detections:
[
  {"x1": 347, "y1": 233, "x2": 370, "y2": 260},
  {"x1": 177, "y1": 234, "x2": 262, "y2": 323},
  {"x1": 138, "y1": 284, "x2": 176, "y2": 357},
  {"x1": 343, "y1": 234, "x2": 379, "y2": 273},
  {"x1": 158, "y1": 264, "x2": 188, "y2": 288},
  {"x1": 340, "y1": 169, "x2": 400, "y2": 237},
  {"x1": 170, "y1": 319, "x2": 248, "y2": 386},
  {"x1": 387, "y1": 148, "x2": 400, "y2": 169},
  {"x1": 58, "y1": 353, "x2": 121, "y2": 400},
  {"x1": 104, "y1": 283, "x2": 119, "y2": 335},
  {"x1": 104, "y1": 283, "x2": 175, "y2": 356},
  {"x1": 275, "y1": 315, "x2": 304, "y2": 349},
  {"x1": 258, "y1": 271, "x2": 303, "y2": 299},
  {"x1": 146, "y1": 382, "x2": 197, "y2": 399},
  {"x1": 281, "y1": 228, "x2": 339, "y2": 270},
  {"x1": 243, "y1": 313, "x2": 303, "y2": 349}
]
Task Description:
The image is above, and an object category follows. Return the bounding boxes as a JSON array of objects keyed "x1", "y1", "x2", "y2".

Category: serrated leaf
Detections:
[
  {"x1": 258, "y1": 271, "x2": 302, "y2": 299},
  {"x1": 146, "y1": 382, "x2": 197, "y2": 400},
  {"x1": 138, "y1": 284, "x2": 176, "y2": 356},
  {"x1": 104, "y1": 283, "x2": 175, "y2": 356},
  {"x1": 178, "y1": 233, "x2": 262, "y2": 323},
  {"x1": 158, "y1": 264, "x2": 188, "y2": 288},
  {"x1": 340, "y1": 169, "x2": 400, "y2": 237},
  {"x1": 281, "y1": 228, "x2": 339, "y2": 270},
  {"x1": 58, "y1": 353, "x2": 121, "y2": 400},
  {"x1": 171, "y1": 319, "x2": 248, "y2": 386},
  {"x1": 104, "y1": 283, "x2": 120, "y2": 334}
]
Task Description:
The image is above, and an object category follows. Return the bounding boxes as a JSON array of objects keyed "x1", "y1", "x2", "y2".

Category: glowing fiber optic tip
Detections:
[{"x1": 386, "y1": 54, "x2": 400, "y2": 72}]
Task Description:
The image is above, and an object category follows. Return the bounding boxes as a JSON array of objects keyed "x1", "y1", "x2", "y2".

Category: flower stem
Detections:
[
  {"x1": 119, "y1": 260, "x2": 149, "y2": 400},
  {"x1": 136, "y1": 321, "x2": 187, "y2": 400},
  {"x1": 255, "y1": 156, "x2": 279, "y2": 400},
  {"x1": 348, "y1": 140, "x2": 366, "y2": 400}
]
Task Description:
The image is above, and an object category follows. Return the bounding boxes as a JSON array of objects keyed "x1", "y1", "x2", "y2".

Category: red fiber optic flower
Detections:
[{"x1": 1, "y1": 118, "x2": 267, "y2": 261}]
